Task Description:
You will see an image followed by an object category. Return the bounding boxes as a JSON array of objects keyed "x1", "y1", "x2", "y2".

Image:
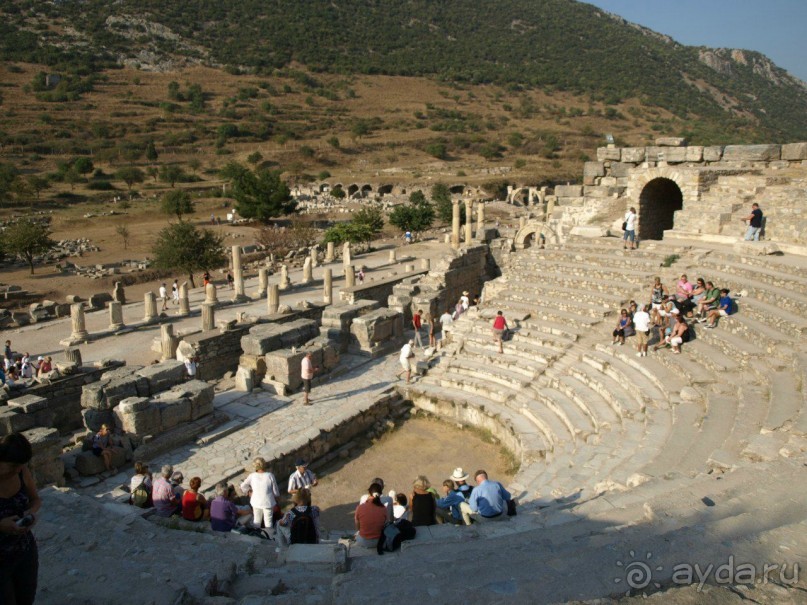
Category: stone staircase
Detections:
[{"x1": 390, "y1": 235, "x2": 807, "y2": 601}]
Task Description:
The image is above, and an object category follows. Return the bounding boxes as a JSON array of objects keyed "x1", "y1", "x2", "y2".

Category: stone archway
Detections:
[{"x1": 638, "y1": 177, "x2": 683, "y2": 240}]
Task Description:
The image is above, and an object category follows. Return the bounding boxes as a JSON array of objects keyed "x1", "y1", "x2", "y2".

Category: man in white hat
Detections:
[
  {"x1": 460, "y1": 291, "x2": 470, "y2": 311},
  {"x1": 451, "y1": 468, "x2": 473, "y2": 501},
  {"x1": 398, "y1": 339, "x2": 416, "y2": 383}
]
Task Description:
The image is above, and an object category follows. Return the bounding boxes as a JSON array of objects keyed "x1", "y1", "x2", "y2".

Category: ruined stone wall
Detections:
[{"x1": 340, "y1": 269, "x2": 428, "y2": 305}]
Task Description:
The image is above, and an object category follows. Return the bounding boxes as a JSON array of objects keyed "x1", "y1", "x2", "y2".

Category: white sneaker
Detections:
[{"x1": 636, "y1": 352, "x2": 642, "y2": 357}]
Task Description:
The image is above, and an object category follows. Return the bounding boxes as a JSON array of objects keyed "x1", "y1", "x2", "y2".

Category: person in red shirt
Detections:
[
  {"x1": 492, "y1": 311, "x2": 509, "y2": 354},
  {"x1": 412, "y1": 309, "x2": 424, "y2": 348},
  {"x1": 182, "y1": 477, "x2": 209, "y2": 521},
  {"x1": 354, "y1": 483, "x2": 388, "y2": 548}
]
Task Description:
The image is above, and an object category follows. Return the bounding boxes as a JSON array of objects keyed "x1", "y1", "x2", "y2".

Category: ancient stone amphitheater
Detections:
[{"x1": 28, "y1": 142, "x2": 807, "y2": 604}]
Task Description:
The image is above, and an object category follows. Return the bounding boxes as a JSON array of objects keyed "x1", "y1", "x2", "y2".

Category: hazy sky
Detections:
[{"x1": 583, "y1": 0, "x2": 807, "y2": 82}]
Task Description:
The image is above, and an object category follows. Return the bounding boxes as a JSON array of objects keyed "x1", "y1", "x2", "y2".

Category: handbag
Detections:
[
  {"x1": 506, "y1": 498, "x2": 517, "y2": 516},
  {"x1": 621, "y1": 221, "x2": 628, "y2": 231}
]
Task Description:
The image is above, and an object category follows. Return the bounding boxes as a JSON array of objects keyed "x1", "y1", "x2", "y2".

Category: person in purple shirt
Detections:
[
  {"x1": 468, "y1": 470, "x2": 511, "y2": 521},
  {"x1": 210, "y1": 482, "x2": 251, "y2": 532}
]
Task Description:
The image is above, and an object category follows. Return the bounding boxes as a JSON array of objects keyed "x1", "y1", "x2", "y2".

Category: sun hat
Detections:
[
  {"x1": 450, "y1": 468, "x2": 469, "y2": 481},
  {"x1": 295, "y1": 458, "x2": 308, "y2": 467}
]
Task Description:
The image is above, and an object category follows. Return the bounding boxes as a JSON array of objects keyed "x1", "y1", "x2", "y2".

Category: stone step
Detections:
[
  {"x1": 792, "y1": 353, "x2": 807, "y2": 436},
  {"x1": 525, "y1": 248, "x2": 667, "y2": 271},
  {"x1": 498, "y1": 290, "x2": 612, "y2": 319},
  {"x1": 563, "y1": 364, "x2": 646, "y2": 420},
  {"x1": 444, "y1": 357, "x2": 532, "y2": 391},
  {"x1": 428, "y1": 373, "x2": 518, "y2": 405},
  {"x1": 529, "y1": 386, "x2": 600, "y2": 439},
  {"x1": 721, "y1": 312, "x2": 797, "y2": 358},
  {"x1": 639, "y1": 400, "x2": 705, "y2": 478},
  {"x1": 691, "y1": 322, "x2": 763, "y2": 365},
  {"x1": 688, "y1": 266, "x2": 807, "y2": 316},
  {"x1": 404, "y1": 382, "x2": 552, "y2": 461},
  {"x1": 592, "y1": 342, "x2": 688, "y2": 397},
  {"x1": 507, "y1": 265, "x2": 652, "y2": 290},
  {"x1": 458, "y1": 341, "x2": 548, "y2": 378},
  {"x1": 675, "y1": 394, "x2": 739, "y2": 474},
  {"x1": 694, "y1": 256, "x2": 807, "y2": 297},
  {"x1": 460, "y1": 317, "x2": 575, "y2": 349},
  {"x1": 580, "y1": 349, "x2": 671, "y2": 407},
  {"x1": 763, "y1": 371, "x2": 802, "y2": 432},
  {"x1": 683, "y1": 337, "x2": 743, "y2": 375},
  {"x1": 485, "y1": 298, "x2": 604, "y2": 329},
  {"x1": 550, "y1": 376, "x2": 622, "y2": 429},
  {"x1": 515, "y1": 318, "x2": 583, "y2": 343},
  {"x1": 457, "y1": 328, "x2": 565, "y2": 363},
  {"x1": 649, "y1": 342, "x2": 718, "y2": 386}
]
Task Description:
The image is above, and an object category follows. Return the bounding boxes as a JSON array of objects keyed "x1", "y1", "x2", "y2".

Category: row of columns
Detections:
[{"x1": 451, "y1": 200, "x2": 485, "y2": 249}]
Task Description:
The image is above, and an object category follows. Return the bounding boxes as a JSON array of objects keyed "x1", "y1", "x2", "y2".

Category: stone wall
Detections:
[
  {"x1": 181, "y1": 323, "x2": 254, "y2": 381},
  {"x1": 240, "y1": 319, "x2": 321, "y2": 356},
  {"x1": 320, "y1": 300, "x2": 381, "y2": 353},
  {"x1": 264, "y1": 337, "x2": 340, "y2": 391},
  {"x1": 339, "y1": 268, "x2": 428, "y2": 305},
  {"x1": 24, "y1": 427, "x2": 64, "y2": 487},
  {"x1": 349, "y1": 308, "x2": 405, "y2": 357}
]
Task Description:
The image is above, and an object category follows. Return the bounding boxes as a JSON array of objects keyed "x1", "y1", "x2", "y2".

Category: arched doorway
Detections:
[{"x1": 639, "y1": 178, "x2": 683, "y2": 240}]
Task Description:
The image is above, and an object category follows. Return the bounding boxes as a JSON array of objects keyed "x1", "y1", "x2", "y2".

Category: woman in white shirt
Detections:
[
  {"x1": 623, "y1": 207, "x2": 637, "y2": 250},
  {"x1": 240, "y1": 457, "x2": 280, "y2": 532}
]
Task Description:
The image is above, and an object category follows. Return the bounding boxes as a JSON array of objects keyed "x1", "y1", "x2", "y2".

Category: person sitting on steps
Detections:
[
  {"x1": 277, "y1": 488, "x2": 320, "y2": 546},
  {"x1": 612, "y1": 309, "x2": 632, "y2": 346},
  {"x1": 705, "y1": 289, "x2": 733, "y2": 328}
]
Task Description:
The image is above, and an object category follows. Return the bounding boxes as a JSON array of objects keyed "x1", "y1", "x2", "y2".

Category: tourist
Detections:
[
  {"x1": 653, "y1": 305, "x2": 678, "y2": 351},
  {"x1": 425, "y1": 311, "x2": 436, "y2": 348},
  {"x1": 468, "y1": 470, "x2": 511, "y2": 521},
  {"x1": 668, "y1": 315, "x2": 689, "y2": 354},
  {"x1": 690, "y1": 278, "x2": 707, "y2": 307},
  {"x1": 277, "y1": 488, "x2": 320, "y2": 545},
  {"x1": 159, "y1": 283, "x2": 169, "y2": 311},
  {"x1": 460, "y1": 291, "x2": 470, "y2": 311},
  {"x1": 404, "y1": 230, "x2": 412, "y2": 244},
  {"x1": 182, "y1": 477, "x2": 210, "y2": 521},
  {"x1": 675, "y1": 274, "x2": 693, "y2": 303},
  {"x1": 203, "y1": 272, "x2": 211, "y2": 286},
  {"x1": 210, "y1": 482, "x2": 250, "y2": 532},
  {"x1": 697, "y1": 281, "x2": 721, "y2": 321},
  {"x1": 152, "y1": 465, "x2": 180, "y2": 517},
  {"x1": 357, "y1": 268, "x2": 365, "y2": 284},
  {"x1": 240, "y1": 457, "x2": 281, "y2": 532},
  {"x1": 492, "y1": 310, "x2": 509, "y2": 354},
  {"x1": 36, "y1": 356, "x2": 51, "y2": 377},
  {"x1": 650, "y1": 277, "x2": 667, "y2": 310},
  {"x1": 19, "y1": 357, "x2": 33, "y2": 381},
  {"x1": 171, "y1": 279, "x2": 179, "y2": 305},
  {"x1": 743, "y1": 203, "x2": 763, "y2": 241},
  {"x1": 409, "y1": 476, "x2": 436, "y2": 526},
  {"x1": 359, "y1": 477, "x2": 393, "y2": 521},
  {"x1": 3, "y1": 341, "x2": 11, "y2": 362},
  {"x1": 129, "y1": 462, "x2": 152, "y2": 507},
  {"x1": 623, "y1": 207, "x2": 637, "y2": 250},
  {"x1": 412, "y1": 309, "x2": 424, "y2": 348},
  {"x1": 354, "y1": 483, "x2": 388, "y2": 547},
  {"x1": 300, "y1": 352, "x2": 317, "y2": 406},
  {"x1": 0, "y1": 433, "x2": 42, "y2": 605},
  {"x1": 705, "y1": 289, "x2": 733, "y2": 328},
  {"x1": 226, "y1": 272, "x2": 234, "y2": 290},
  {"x1": 184, "y1": 355, "x2": 198, "y2": 380},
  {"x1": 398, "y1": 339, "x2": 416, "y2": 383},
  {"x1": 391, "y1": 492, "x2": 409, "y2": 522},
  {"x1": 170, "y1": 471, "x2": 185, "y2": 501},
  {"x1": 92, "y1": 424, "x2": 119, "y2": 473},
  {"x1": 450, "y1": 468, "x2": 473, "y2": 500},
  {"x1": 612, "y1": 309, "x2": 632, "y2": 346},
  {"x1": 633, "y1": 304, "x2": 651, "y2": 358},
  {"x1": 436, "y1": 479, "x2": 472, "y2": 525},
  {"x1": 439, "y1": 308, "x2": 454, "y2": 344},
  {"x1": 2, "y1": 367, "x2": 25, "y2": 393},
  {"x1": 288, "y1": 459, "x2": 318, "y2": 494}
]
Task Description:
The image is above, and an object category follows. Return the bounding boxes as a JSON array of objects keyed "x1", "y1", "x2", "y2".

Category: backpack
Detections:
[
  {"x1": 131, "y1": 478, "x2": 150, "y2": 508},
  {"x1": 376, "y1": 522, "x2": 403, "y2": 554},
  {"x1": 234, "y1": 526, "x2": 272, "y2": 540},
  {"x1": 289, "y1": 506, "x2": 318, "y2": 544}
]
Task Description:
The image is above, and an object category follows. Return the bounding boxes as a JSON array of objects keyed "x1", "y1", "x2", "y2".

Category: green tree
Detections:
[
  {"x1": 389, "y1": 192, "x2": 435, "y2": 233},
  {"x1": 425, "y1": 142, "x2": 448, "y2": 160},
  {"x1": 145, "y1": 140, "x2": 159, "y2": 162},
  {"x1": 330, "y1": 186, "x2": 346, "y2": 199},
  {"x1": 161, "y1": 189, "x2": 194, "y2": 220},
  {"x1": 322, "y1": 222, "x2": 374, "y2": 247},
  {"x1": 152, "y1": 222, "x2": 225, "y2": 288},
  {"x1": 146, "y1": 166, "x2": 159, "y2": 182},
  {"x1": 116, "y1": 166, "x2": 145, "y2": 192},
  {"x1": 220, "y1": 162, "x2": 296, "y2": 223},
  {"x1": 351, "y1": 206, "x2": 385, "y2": 236},
  {"x1": 247, "y1": 151, "x2": 263, "y2": 165},
  {"x1": 73, "y1": 157, "x2": 94, "y2": 175},
  {"x1": 27, "y1": 175, "x2": 49, "y2": 200},
  {"x1": 159, "y1": 164, "x2": 185, "y2": 188},
  {"x1": 3, "y1": 219, "x2": 53, "y2": 274},
  {"x1": 63, "y1": 167, "x2": 82, "y2": 191},
  {"x1": 326, "y1": 136, "x2": 340, "y2": 149},
  {"x1": 0, "y1": 163, "x2": 19, "y2": 206},
  {"x1": 431, "y1": 183, "x2": 464, "y2": 224},
  {"x1": 188, "y1": 158, "x2": 202, "y2": 174}
]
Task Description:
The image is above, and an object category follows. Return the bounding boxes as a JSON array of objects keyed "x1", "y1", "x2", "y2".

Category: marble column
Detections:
[
  {"x1": 205, "y1": 283, "x2": 218, "y2": 304},
  {"x1": 464, "y1": 199, "x2": 474, "y2": 244},
  {"x1": 68, "y1": 303, "x2": 89, "y2": 342},
  {"x1": 108, "y1": 301, "x2": 125, "y2": 331},
  {"x1": 178, "y1": 282, "x2": 190, "y2": 317},
  {"x1": 302, "y1": 257, "x2": 313, "y2": 284},
  {"x1": 477, "y1": 201, "x2": 485, "y2": 231},
  {"x1": 323, "y1": 268, "x2": 333, "y2": 305},
  {"x1": 344, "y1": 264, "x2": 355, "y2": 287},
  {"x1": 267, "y1": 284, "x2": 279, "y2": 315},
  {"x1": 64, "y1": 346, "x2": 82, "y2": 366},
  {"x1": 310, "y1": 245, "x2": 319, "y2": 269},
  {"x1": 451, "y1": 200, "x2": 461, "y2": 249},
  {"x1": 257, "y1": 267, "x2": 268, "y2": 299},
  {"x1": 160, "y1": 324, "x2": 178, "y2": 361},
  {"x1": 231, "y1": 245, "x2": 248, "y2": 302},
  {"x1": 325, "y1": 241, "x2": 335, "y2": 263},
  {"x1": 279, "y1": 265, "x2": 290, "y2": 290},
  {"x1": 421, "y1": 258, "x2": 430, "y2": 271},
  {"x1": 343, "y1": 242, "x2": 351, "y2": 267},
  {"x1": 201, "y1": 302, "x2": 216, "y2": 331},
  {"x1": 389, "y1": 249, "x2": 397, "y2": 263},
  {"x1": 144, "y1": 292, "x2": 157, "y2": 323}
]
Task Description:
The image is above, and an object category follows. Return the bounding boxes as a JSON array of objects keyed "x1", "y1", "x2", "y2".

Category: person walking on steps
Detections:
[
  {"x1": 743, "y1": 203, "x2": 763, "y2": 241},
  {"x1": 492, "y1": 311, "x2": 509, "y2": 354}
]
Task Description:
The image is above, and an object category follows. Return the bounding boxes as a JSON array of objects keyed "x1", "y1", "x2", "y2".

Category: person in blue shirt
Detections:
[
  {"x1": 468, "y1": 470, "x2": 511, "y2": 521},
  {"x1": 705, "y1": 289, "x2": 733, "y2": 328},
  {"x1": 436, "y1": 480, "x2": 472, "y2": 525}
]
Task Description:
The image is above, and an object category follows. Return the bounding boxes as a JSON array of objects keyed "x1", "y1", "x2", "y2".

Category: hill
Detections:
[{"x1": 2, "y1": 0, "x2": 806, "y2": 142}]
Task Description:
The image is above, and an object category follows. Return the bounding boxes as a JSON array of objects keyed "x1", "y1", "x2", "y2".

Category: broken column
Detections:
[
  {"x1": 108, "y1": 301, "x2": 125, "y2": 331},
  {"x1": 160, "y1": 324, "x2": 178, "y2": 361},
  {"x1": 205, "y1": 282, "x2": 218, "y2": 304},
  {"x1": 231, "y1": 245, "x2": 248, "y2": 302},
  {"x1": 64, "y1": 346, "x2": 82, "y2": 366},
  {"x1": 389, "y1": 249, "x2": 397, "y2": 263},
  {"x1": 477, "y1": 200, "x2": 485, "y2": 231},
  {"x1": 421, "y1": 258, "x2": 430, "y2": 271},
  {"x1": 325, "y1": 241, "x2": 335, "y2": 263},
  {"x1": 310, "y1": 245, "x2": 319, "y2": 269},
  {"x1": 343, "y1": 242, "x2": 351, "y2": 267},
  {"x1": 178, "y1": 282, "x2": 190, "y2": 317},
  {"x1": 143, "y1": 292, "x2": 157, "y2": 323},
  {"x1": 112, "y1": 281, "x2": 126, "y2": 304},
  {"x1": 323, "y1": 268, "x2": 333, "y2": 305},
  {"x1": 257, "y1": 267, "x2": 268, "y2": 298},
  {"x1": 279, "y1": 265, "x2": 290, "y2": 290},
  {"x1": 464, "y1": 199, "x2": 474, "y2": 244},
  {"x1": 267, "y1": 283, "x2": 279, "y2": 315},
  {"x1": 302, "y1": 257, "x2": 313, "y2": 284},
  {"x1": 201, "y1": 302, "x2": 216, "y2": 331},
  {"x1": 345, "y1": 265, "x2": 356, "y2": 288},
  {"x1": 67, "y1": 304, "x2": 89, "y2": 343},
  {"x1": 451, "y1": 200, "x2": 461, "y2": 249}
]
